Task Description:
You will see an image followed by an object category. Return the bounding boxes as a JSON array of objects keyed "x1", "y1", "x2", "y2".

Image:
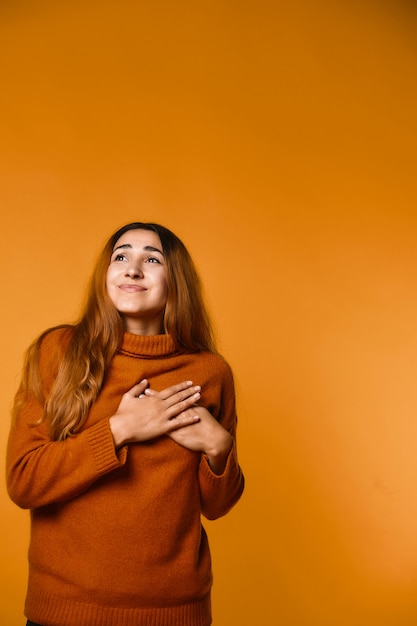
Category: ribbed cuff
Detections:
[
  {"x1": 86, "y1": 419, "x2": 128, "y2": 475},
  {"x1": 200, "y1": 439, "x2": 238, "y2": 480}
]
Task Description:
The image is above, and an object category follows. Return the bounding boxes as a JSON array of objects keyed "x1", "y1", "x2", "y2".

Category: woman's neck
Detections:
[{"x1": 123, "y1": 316, "x2": 164, "y2": 336}]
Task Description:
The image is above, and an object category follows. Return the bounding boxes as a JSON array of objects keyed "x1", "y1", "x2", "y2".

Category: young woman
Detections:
[{"x1": 6, "y1": 222, "x2": 244, "y2": 626}]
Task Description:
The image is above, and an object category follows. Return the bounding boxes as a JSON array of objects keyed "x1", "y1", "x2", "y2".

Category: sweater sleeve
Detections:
[
  {"x1": 6, "y1": 330, "x2": 127, "y2": 510},
  {"x1": 198, "y1": 360, "x2": 244, "y2": 520}
]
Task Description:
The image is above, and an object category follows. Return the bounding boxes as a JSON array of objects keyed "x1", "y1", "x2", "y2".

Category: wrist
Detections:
[
  {"x1": 109, "y1": 415, "x2": 129, "y2": 449},
  {"x1": 205, "y1": 433, "x2": 233, "y2": 475}
]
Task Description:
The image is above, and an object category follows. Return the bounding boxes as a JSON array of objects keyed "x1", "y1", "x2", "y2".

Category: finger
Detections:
[
  {"x1": 167, "y1": 413, "x2": 200, "y2": 431},
  {"x1": 128, "y1": 379, "x2": 149, "y2": 397},
  {"x1": 157, "y1": 380, "x2": 194, "y2": 401},
  {"x1": 162, "y1": 386, "x2": 200, "y2": 409},
  {"x1": 166, "y1": 391, "x2": 201, "y2": 418},
  {"x1": 144, "y1": 386, "x2": 200, "y2": 405}
]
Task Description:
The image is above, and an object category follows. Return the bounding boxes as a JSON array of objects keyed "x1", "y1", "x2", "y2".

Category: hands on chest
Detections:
[{"x1": 109, "y1": 379, "x2": 232, "y2": 474}]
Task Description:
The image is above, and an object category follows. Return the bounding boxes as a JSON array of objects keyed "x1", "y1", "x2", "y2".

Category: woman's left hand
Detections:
[{"x1": 168, "y1": 406, "x2": 233, "y2": 475}]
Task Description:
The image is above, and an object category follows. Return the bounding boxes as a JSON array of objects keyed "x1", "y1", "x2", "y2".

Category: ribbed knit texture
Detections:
[{"x1": 7, "y1": 329, "x2": 244, "y2": 626}]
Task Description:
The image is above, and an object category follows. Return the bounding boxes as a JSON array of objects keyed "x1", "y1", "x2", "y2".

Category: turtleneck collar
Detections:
[{"x1": 119, "y1": 332, "x2": 178, "y2": 359}]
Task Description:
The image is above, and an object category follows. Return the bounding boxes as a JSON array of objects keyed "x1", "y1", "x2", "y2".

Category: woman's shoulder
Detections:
[
  {"x1": 23, "y1": 325, "x2": 75, "y2": 379},
  {"x1": 191, "y1": 349, "x2": 235, "y2": 381},
  {"x1": 36, "y1": 324, "x2": 75, "y2": 356}
]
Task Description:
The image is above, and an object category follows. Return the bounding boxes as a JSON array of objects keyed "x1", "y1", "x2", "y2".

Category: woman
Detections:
[{"x1": 6, "y1": 222, "x2": 244, "y2": 626}]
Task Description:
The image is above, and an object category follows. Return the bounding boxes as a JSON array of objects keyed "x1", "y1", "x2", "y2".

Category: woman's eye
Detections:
[
  {"x1": 114, "y1": 253, "x2": 127, "y2": 261},
  {"x1": 146, "y1": 257, "x2": 161, "y2": 264}
]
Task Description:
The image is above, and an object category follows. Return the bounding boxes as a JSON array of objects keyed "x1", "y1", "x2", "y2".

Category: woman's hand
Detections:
[
  {"x1": 168, "y1": 406, "x2": 233, "y2": 475},
  {"x1": 109, "y1": 379, "x2": 202, "y2": 448}
]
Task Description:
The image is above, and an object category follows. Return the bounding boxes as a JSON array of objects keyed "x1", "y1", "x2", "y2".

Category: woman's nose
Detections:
[{"x1": 125, "y1": 263, "x2": 144, "y2": 278}]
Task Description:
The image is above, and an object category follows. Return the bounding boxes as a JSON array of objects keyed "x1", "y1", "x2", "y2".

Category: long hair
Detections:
[{"x1": 13, "y1": 222, "x2": 217, "y2": 440}]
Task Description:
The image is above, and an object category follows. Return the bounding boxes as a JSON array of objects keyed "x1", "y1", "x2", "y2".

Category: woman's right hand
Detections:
[{"x1": 109, "y1": 379, "x2": 201, "y2": 448}]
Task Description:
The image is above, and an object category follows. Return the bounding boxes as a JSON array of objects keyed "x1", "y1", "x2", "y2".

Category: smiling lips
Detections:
[{"x1": 119, "y1": 284, "x2": 147, "y2": 292}]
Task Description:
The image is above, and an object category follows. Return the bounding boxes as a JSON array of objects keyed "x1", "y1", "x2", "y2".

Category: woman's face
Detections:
[{"x1": 106, "y1": 228, "x2": 168, "y2": 335}]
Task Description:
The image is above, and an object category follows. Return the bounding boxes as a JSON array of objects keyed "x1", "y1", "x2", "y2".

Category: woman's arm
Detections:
[
  {"x1": 6, "y1": 404, "x2": 123, "y2": 509},
  {"x1": 7, "y1": 380, "x2": 202, "y2": 510},
  {"x1": 167, "y1": 405, "x2": 244, "y2": 519},
  {"x1": 165, "y1": 359, "x2": 245, "y2": 519}
]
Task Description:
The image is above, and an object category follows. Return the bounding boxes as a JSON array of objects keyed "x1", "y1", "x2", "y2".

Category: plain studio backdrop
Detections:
[{"x1": 1, "y1": 1, "x2": 417, "y2": 624}]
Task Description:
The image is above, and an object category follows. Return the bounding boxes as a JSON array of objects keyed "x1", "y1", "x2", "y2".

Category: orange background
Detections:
[{"x1": 1, "y1": 1, "x2": 417, "y2": 624}]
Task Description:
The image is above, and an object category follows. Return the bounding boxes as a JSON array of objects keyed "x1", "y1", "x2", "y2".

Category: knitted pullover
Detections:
[{"x1": 6, "y1": 328, "x2": 244, "y2": 626}]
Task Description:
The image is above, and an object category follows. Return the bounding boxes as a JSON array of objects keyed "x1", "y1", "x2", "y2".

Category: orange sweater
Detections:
[{"x1": 6, "y1": 328, "x2": 244, "y2": 626}]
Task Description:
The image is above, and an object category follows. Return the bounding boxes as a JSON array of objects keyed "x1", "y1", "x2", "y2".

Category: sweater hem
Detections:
[{"x1": 26, "y1": 589, "x2": 212, "y2": 626}]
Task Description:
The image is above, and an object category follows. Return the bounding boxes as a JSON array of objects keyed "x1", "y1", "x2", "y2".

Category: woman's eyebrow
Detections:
[
  {"x1": 112, "y1": 243, "x2": 164, "y2": 255},
  {"x1": 144, "y1": 245, "x2": 164, "y2": 256},
  {"x1": 112, "y1": 243, "x2": 132, "y2": 253}
]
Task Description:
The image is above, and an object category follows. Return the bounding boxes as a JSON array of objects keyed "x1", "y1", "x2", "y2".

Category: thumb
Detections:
[{"x1": 129, "y1": 379, "x2": 149, "y2": 397}]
